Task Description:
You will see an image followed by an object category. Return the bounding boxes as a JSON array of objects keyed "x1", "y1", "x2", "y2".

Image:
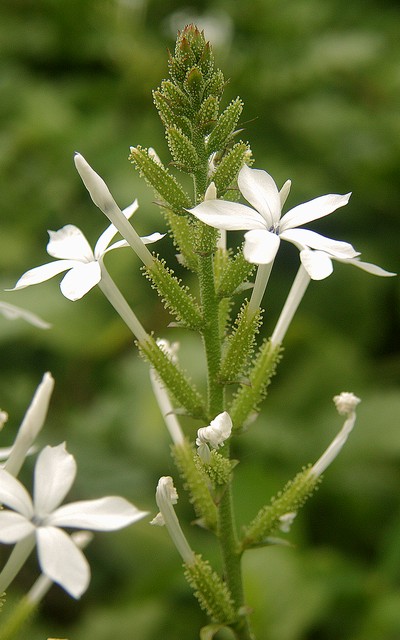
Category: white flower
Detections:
[
  {"x1": 196, "y1": 411, "x2": 232, "y2": 450},
  {"x1": 9, "y1": 204, "x2": 163, "y2": 301},
  {"x1": 188, "y1": 164, "x2": 356, "y2": 279},
  {"x1": 333, "y1": 392, "x2": 361, "y2": 416},
  {"x1": 0, "y1": 443, "x2": 148, "y2": 598},
  {"x1": 0, "y1": 301, "x2": 51, "y2": 329}
]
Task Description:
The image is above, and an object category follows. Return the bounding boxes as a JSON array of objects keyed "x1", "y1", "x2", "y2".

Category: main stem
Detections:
[{"x1": 196, "y1": 234, "x2": 254, "y2": 639}]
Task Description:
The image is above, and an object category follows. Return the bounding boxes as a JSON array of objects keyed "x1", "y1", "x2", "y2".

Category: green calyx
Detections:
[
  {"x1": 241, "y1": 466, "x2": 321, "y2": 550},
  {"x1": 172, "y1": 441, "x2": 218, "y2": 531},
  {"x1": 184, "y1": 554, "x2": 236, "y2": 625}
]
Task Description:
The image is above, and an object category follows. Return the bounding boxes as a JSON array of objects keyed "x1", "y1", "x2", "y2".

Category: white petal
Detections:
[
  {"x1": 335, "y1": 257, "x2": 396, "y2": 276},
  {"x1": 238, "y1": 165, "x2": 281, "y2": 228},
  {"x1": 188, "y1": 200, "x2": 266, "y2": 231},
  {"x1": 102, "y1": 232, "x2": 165, "y2": 257},
  {"x1": 47, "y1": 225, "x2": 94, "y2": 261},
  {"x1": 37, "y1": 526, "x2": 90, "y2": 598},
  {"x1": 59, "y1": 262, "x2": 101, "y2": 301},
  {"x1": 48, "y1": 497, "x2": 148, "y2": 530},
  {"x1": 94, "y1": 199, "x2": 139, "y2": 257},
  {"x1": 5, "y1": 372, "x2": 54, "y2": 477},
  {"x1": 0, "y1": 470, "x2": 34, "y2": 518},
  {"x1": 9, "y1": 261, "x2": 78, "y2": 291},
  {"x1": 141, "y1": 232, "x2": 166, "y2": 245},
  {"x1": 300, "y1": 250, "x2": 334, "y2": 280},
  {"x1": 280, "y1": 193, "x2": 351, "y2": 232},
  {"x1": 243, "y1": 229, "x2": 280, "y2": 264},
  {"x1": 0, "y1": 301, "x2": 51, "y2": 329},
  {"x1": 0, "y1": 512, "x2": 35, "y2": 543},
  {"x1": 34, "y1": 444, "x2": 76, "y2": 517},
  {"x1": 279, "y1": 179, "x2": 291, "y2": 208},
  {"x1": 281, "y1": 228, "x2": 359, "y2": 258}
]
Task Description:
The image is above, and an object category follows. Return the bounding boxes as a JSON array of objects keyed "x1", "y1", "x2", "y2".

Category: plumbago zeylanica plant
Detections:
[{"x1": 1, "y1": 25, "x2": 396, "y2": 640}]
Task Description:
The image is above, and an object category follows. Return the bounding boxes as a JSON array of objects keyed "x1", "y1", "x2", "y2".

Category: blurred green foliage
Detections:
[{"x1": 0, "y1": 0, "x2": 399, "y2": 638}]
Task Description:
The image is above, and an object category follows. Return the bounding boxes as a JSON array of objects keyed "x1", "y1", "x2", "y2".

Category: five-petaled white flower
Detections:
[
  {"x1": 188, "y1": 164, "x2": 357, "y2": 280},
  {"x1": 9, "y1": 202, "x2": 163, "y2": 301},
  {"x1": 0, "y1": 443, "x2": 148, "y2": 598}
]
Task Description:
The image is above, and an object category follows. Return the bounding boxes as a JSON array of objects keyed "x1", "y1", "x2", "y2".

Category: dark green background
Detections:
[{"x1": 0, "y1": 1, "x2": 399, "y2": 638}]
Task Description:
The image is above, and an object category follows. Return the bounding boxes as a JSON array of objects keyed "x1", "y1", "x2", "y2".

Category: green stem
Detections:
[
  {"x1": 197, "y1": 250, "x2": 224, "y2": 418},
  {"x1": 218, "y1": 472, "x2": 254, "y2": 639}
]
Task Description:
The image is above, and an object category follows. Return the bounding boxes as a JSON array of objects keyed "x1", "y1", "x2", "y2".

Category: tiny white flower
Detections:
[
  {"x1": 0, "y1": 409, "x2": 8, "y2": 430},
  {"x1": 0, "y1": 443, "x2": 148, "y2": 598},
  {"x1": 278, "y1": 511, "x2": 297, "y2": 533},
  {"x1": 0, "y1": 301, "x2": 51, "y2": 329},
  {"x1": 333, "y1": 392, "x2": 361, "y2": 416},
  {"x1": 196, "y1": 411, "x2": 232, "y2": 450},
  {"x1": 9, "y1": 205, "x2": 162, "y2": 301},
  {"x1": 188, "y1": 164, "x2": 355, "y2": 279}
]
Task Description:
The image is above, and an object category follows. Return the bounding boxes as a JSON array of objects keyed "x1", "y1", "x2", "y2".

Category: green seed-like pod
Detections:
[
  {"x1": 167, "y1": 126, "x2": 200, "y2": 173},
  {"x1": 146, "y1": 257, "x2": 203, "y2": 330},
  {"x1": 184, "y1": 66, "x2": 205, "y2": 104},
  {"x1": 172, "y1": 441, "x2": 218, "y2": 531},
  {"x1": 203, "y1": 69, "x2": 225, "y2": 100},
  {"x1": 199, "y1": 449, "x2": 235, "y2": 488},
  {"x1": 184, "y1": 554, "x2": 236, "y2": 624},
  {"x1": 241, "y1": 466, "x2": 321, "y2": 549},
  {"x1": 163, "y1": 209, "x2": 198, "y2": 272},
  {"x1": 206, "y1": 98, "x2": 243, "y2": 154},
  {"x1": 229, "y1": 339, "x2": 282, "y2": 431},
  {"x1": 140, "y1": 336, "x2": 206, "y2": 420},
  {"x1": 216, "y1": 249, "x2": 255, "y2": 299},
  {"x1": 212, "y1": 142, "x2": 251, "y2": 197},
  {"x1": 129, "y1": 146, "x2": 191, "y2": 214},
  {"x1": 219, "y1": 302, "x2": 263, "y2": 385},
  {"x1": 196, "y1": 95, "x2": 219, "y2": 133},
  {"x1": 160, "y1": 79, "x2": 191, "y2": 114}
]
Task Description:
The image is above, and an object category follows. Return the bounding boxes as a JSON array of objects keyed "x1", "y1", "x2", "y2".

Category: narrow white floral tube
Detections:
[
  {"x1": 150, "y1": 369, "x2": 185, "y2": 445},
  {"x1": 74, "y1": 153, "x2": 154, "y2": 268},
  {"x1": 0, "y1": 535, "x2": 36, "y2": 595},
  {"x1": 310, "y1": 392, "x2": 361, "y2": 478},
  {"x1": 152, "y1": 476, "x2": 195, "y2": 565},
  {"x1": 248, "y1": 262, "x2": 273, "y2": 313},
  {"x1": 98, "y1": 264, "x2": 149, "y2": 343},
  {"x1": 270, "y1": 264, "x2": 311, "y2": 346},
  {"x1": 5, "y1": 372, "x2": 54, "y2": 477}
]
